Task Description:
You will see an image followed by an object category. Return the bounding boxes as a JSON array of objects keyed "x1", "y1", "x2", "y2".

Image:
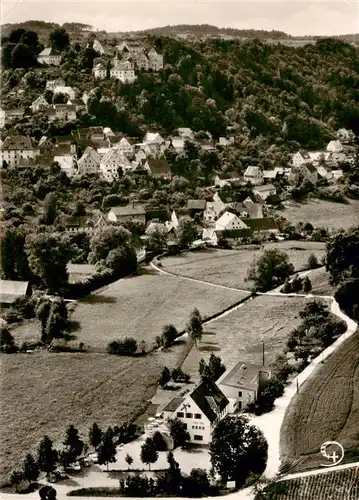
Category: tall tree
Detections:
[
  {"x1": 89, "y1": 422, "x2": 102, "y2": 450},
  {"x1": 26, "y1": 233, "x2": 72, "y2": 292},
  {"x1": 37, "y1": 436, "x2": 58, "y2": 474},
  {"x1": 177, "y1": 216, "x2": 198, "y2": 248},
  {"x1": 63, "y1": 425, "x2": 84, "y2": 463},
  {"x1": 199, "y1": 353, "x2": 226, "y2": 382},
  {"x1": 49, "y1": 28, "x2": 70, "y2": 51},
  {"x1": 42, "y1": 192, "x2": 57, "y2": 225},
  {"x1": 246, "y1": 249, "x2": 294, "y2": 291},
  {"x1": 23, "y1": 453, "x2": 39, "y2": 483},
  {"x1": 97, "y1": 427, "x2": 116, "y2": 471},
  {"x1": 210, "y1": 415, "x2": 268, "y2": 487},
  {"x1": 186, "y1": 307, "x2": 203, "y2": 347},
  {"x1": 168, "y1": 418, "x2": 190, "y2": 448},
  {"x1": 140, "y1": 437, "x2": 158, "y2": 471}
]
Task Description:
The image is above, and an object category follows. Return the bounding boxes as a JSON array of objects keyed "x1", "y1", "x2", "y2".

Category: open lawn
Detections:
[
  {"x1": 307, "y1": 267, "x2": 336, "y2": 296},
  {"x1": 0, "y1": 343, "x2": 192, "y2": 486},
  {"x1": 161, "y1": 242, "x2": 326, "y2": 290},
  {"x1": 69, "y1": 268, "x2": 248, "y2": 349},
  {"x1": 181, "y1": 295, "x2": 308, "y2": 382},
  {"x1": 280, "y1": 331, "x2": 359, "y2": 473},
  {"x1": 279, "y1": 198, "x2": 359, "y2": 230}
]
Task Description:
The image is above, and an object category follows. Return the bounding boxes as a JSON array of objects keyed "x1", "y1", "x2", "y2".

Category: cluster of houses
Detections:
[
  {"x1": 145, "y1": 359, "x2": 271, "y2": 445},
  {"x1": 36, "y1": 37, "x2": 164, "y2": 84},
  {"x1": 93, "y1": 41, "x2": 164, "y2": 83}
]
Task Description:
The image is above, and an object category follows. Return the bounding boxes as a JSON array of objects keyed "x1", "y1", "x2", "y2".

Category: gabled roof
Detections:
[
  {"x1": 110, "y1": 204, "x2": 146, "y2": 217},
  {"x1": 101, "y1": 148, "x2": 130, "y2": 166},
  {"x1": 39, "y1": 47, "x2": 62, "y2": 57},
  {"x1": 244, "y1": 166, "x2": 262, "y2": 176},
  {"x1": 190, "y1": 379, "x2": 229, "y2": 423},
  {"x1": 187, "y1": 199, "x2": 206, "y2": 211},
  {"x1": 144, "y1": 132, "x2": 164, "y2": 143},
  {"x1": 297, "y1": 149, "x2": 311, "y2": 159},
  {"x1": 1, "y1": 135, "x2": 33, "y2": 150},
  {"x1": 0, "y1": 280, "x2": 29, "y2": 304},
  {"x1": 146, "y1": 157, "x2": 170, "y2": 175},
  {"x1": 90, "y1": 126, "x2": 104, "y2": 136},
  {"x1": 254, "y1": 184, "x2": 276, "y2": 193},
  {"x1": 216, "y1": 212, "x2": 248, "y2": 230},
  {"x1": 244, "y1": 217, "x2": 278, "y2": 231},
  {"x1": 217, "y1": 361, "x2": 270, "y2": 391},
  {"x1": 162, "y1": 397, "x2": 185, "y2": 413}
]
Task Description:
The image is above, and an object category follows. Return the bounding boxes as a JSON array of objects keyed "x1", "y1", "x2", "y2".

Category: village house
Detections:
[
  {"x1": 46, "y1": 78, "x2": 65, "y2": 91},
  {"x1": 177, "y1": 127, "x2": 195, "y2": 140},
  {"x1": 53, "y1": 155, "x2": 77, "y2": 178},
  {"x1": 214, "y1": 172, "x2": 241, "y2": 188},
  {"x1": 145, "y1": 157, "x2": 172, "y2": 179},
  {"x1": 0, "y1": 135, "x2": 39, "y2": 167},
  {"x1": 263, "y1": 167, "x2": 283, "y2": 182},
  {"x1": 99, "y1": 148, "x2": 131, "y2": 182},
  {"x1": 107, "y1": 204, "x2": 146, "y2": 224},
  {"x1": 215, "y1": 211, "x2": 249, "y2": 231},
  {"x1": 289, "y1": 163, "x2": 318, "y2": 185},
  {"x1": 0, "y1": 108, "x2": 25, "y2": 129},
  {"x1": 146, "y1": 47, "x2": 164, "y2": 71},
  {"x1": 116, "y1": 137, "x2": 135, "y2": 155},
  {"x1": 38, "y1": 47, "x2": 62, "y2": 65},
  {"x1": 162, "y1": 379, "x2": 229, "y2": 444},
  {"x1": 51, "y1": 104, "x2": 77, "y2": 122},
  {"x1": 197, "y1": 138, "x2": 215, "y2": 152},
  {"x1": 253, "y1": 184, "x2": 276, "y2": 201},
  {"x1": 143, "y1": 132, "x2": 165, "y2": 146},
  {"x1": 170, "y1": 136, "x2": 185, "y2": 153},
  {"x1": 88, "y1": 38, "x2": 106, "y2": 55},
  {"x1": 216, "y1": 360, "x2": 271, "y2": 412},
  {"x1": 38, "y1": 136, "x2": 54, "y2": 152},
  {"x1": 104, "y1": 127, "x2": 116, "y2": 138},
  {"x1": 227, "y1": 200, "x2": 264, "y2": 219},
  {"x1": 326, "y1": 140, "x2": 343, "y2": 153},
  {"x1": 203, "y1": 193, "x2": 227, "y2": 222},
  {"x1": 89, "y1": 127, "x2": 104, "y2": 141},
  {"x1": 77, "y1": 147, "x2": 101, "y2": 176},
  {"x1": 291, "y1": 150, "x2": 312, "y2": 168},
  {"x1": 110, "y1": 56, "x2": 136, "y2": 83},
  {"x1": 244, "y1": 217, "x2": 279, "y2": 237},
  {"x1": 336, "y1": 128, "x2": 355, "y2": 144},
  {"x1": 316, "y1": 165, "x2": 334, "y2": 181},
  {"x1": 187, "y1": 200, "x2": 207, "y2": 218},
  {"x1": 53, "y1": 86, "x2": 76, "y2": 100},
  {"x1": 218, "y1": 136, "x2": 235, "y2": 147},
  {"x1": 243, "y1": 166, "x2": 264, "y2": 185},
  {"x1": 0, "y1": 280, "x2": 31, "y2": 307},
  {"x1": 92, "y1": 63, "x2": 107, "y2": 79},
  {"x1": 67, "y1": 98, "x2": 86, "y2": 113},
  {"x1": 30, "y1": 96, "x2": 49, "y2": 113}
]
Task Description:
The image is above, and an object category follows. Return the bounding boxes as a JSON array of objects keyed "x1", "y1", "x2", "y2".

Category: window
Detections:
[
  {"x1": 194, "y1": 413, "x2": 202, "y2": 419},
  {"x1": 194, "y1": 435, "x2": 203, "y2": 441},
  {"x1": 177, "y1": 411, "x2": 184, "y2": 419},
  {"x1": 185, "y1": 413, "x2": 193, "y2": 419},
  {"x1": 238, "y1": 391, "x2": 242, "y2": 397}
]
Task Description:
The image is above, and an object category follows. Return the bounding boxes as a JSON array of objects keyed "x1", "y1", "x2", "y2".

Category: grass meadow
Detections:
[{"x1": 161, "y1": 242, "x2": 326, "y2": 291}]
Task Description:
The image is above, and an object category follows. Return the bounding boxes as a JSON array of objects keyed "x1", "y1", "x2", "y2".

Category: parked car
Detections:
[{"x1": 79, "y1": 457, "x2": 91, "y2": 467}]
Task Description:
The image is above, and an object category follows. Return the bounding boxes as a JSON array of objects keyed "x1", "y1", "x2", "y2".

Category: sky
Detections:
[{"x1": 1, "y1": 0, "x2": 359, "y2": 36}]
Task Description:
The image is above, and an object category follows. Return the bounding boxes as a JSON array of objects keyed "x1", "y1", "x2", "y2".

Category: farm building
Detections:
[
  {"x1": 107, "y1": 204, "x2": 146, "y2": 224},
  {"x1": 216, "y1": 360, "x2": 271, "y2": 413},
  {"x1": 0, "y1": 280, "x2": 30, "y2": 306},
  {"x1": 162, "y1": 379, "x2": 229, "y2": 444}
]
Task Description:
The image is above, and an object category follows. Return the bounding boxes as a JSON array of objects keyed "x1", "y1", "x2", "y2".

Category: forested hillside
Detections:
[{"x1": 2, "y1": 35, "x2": 359, "y2": 150}]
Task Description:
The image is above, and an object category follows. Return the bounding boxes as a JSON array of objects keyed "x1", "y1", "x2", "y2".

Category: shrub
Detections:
[
  {"x1": 107, "y1": 337, "x2": 137, "y2": 356},
  {"x1": 159, "y1": 366, "x2": 171, "y2": 387},
  {"x1": 308, "y1": 253, "x2": 319, "y2": 269},
  {"x1": 171, "y1": 367, "x2": 191, "y2": 383}
]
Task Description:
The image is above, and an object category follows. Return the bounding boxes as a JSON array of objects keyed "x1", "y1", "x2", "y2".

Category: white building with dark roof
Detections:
[
  {"x1": 162, "y1": 379, "x2": 229, "y2": 444},
  {"x1": 0, "y1": 135, "x2": 39, "y2": 167},
  {"x1": 38, "y1": 47, "x2": 62, "y2": 66},
  {"x1": 216, "y1": 360, "x2": 271, "y2": 413},
  {"x1": 77, "y1": 147, "x2": 101, "y2": 176},
  {"x1": 243, "y1": 166, "x2": 264, "y2": 185}
]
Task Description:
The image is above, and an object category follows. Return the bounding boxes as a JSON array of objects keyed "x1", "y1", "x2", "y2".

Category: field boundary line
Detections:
[
  {"x1": 150, "y1": 259, "x2": 251, "y2": 294},
  {"x1": 279, "y1": 461, "x2": 359, "y2": 481}
]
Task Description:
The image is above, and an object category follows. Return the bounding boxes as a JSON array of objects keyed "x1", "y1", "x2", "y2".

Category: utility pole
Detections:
[{"x1": 262, "y1": 341, "x2": 265, "y2": 366}]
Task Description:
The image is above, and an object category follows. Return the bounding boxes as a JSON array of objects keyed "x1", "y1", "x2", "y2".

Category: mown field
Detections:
[
  {"x1": 69, "y1": 269, "x2": 248, "y2": 349},
  {"x1": 181, "y1": 295, "x2": 309, "y2": 382},
  {"x1": 279, "y1": 198, "x2": 359, "y2": 230},
  {"x1": 273, "y1": 467, "x2": 359, "y2": 499},
  {"x1": 281, "y1": 331, "x2": 359, "y2": 473},
  {"x1": 11, "y1": 268, "x2": 247, "y2": 349},
  {"x1": 161, "y1": 241, "x2": 326, "y2": 291},
  {"x1": 0, "y1": 340, "x2": 191, "y2": 486}
]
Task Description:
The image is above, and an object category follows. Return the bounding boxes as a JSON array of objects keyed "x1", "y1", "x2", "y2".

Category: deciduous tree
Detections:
[
  {"x1": 37, "y1": 436, "x2": 58, "y2": 474},
  {"x1": 186, "y1": 307, "x2": 203, "y2": 346},
  {"x1": 140, "y1": 437, "x2": 158, "y2": 470},
  {"x1": 246, "y1": 249, "x2": 294, "y2": 291},
  {"x1": 89, "y1": 422, "x2": 102, "y2": 450}
]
